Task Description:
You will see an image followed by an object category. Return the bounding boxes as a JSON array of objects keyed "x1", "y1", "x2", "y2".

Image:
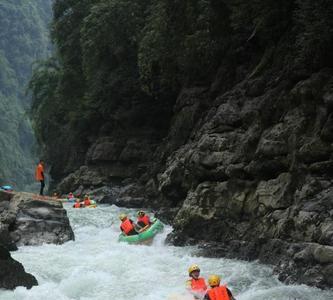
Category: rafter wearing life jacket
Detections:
[
  {"x1": 189, "y1": 277, "x2": 207, "y2": 293},
  {"x1": 83, "y1": 195, "x2": 91, "y2": 206},
  {"x1": 73, "y1": 201, "x2": 81, "y2": 208},
  {"x1": 206, "y1": 286, "x2": 231, "y2": 300},
  {"x1": 119, "y1": 214, "x2": 137, "y2": 236},
  {"x1": 137, "y1": 213, "x2": 151, "y2": 226},
  {"x1": 186, "y1": 264, "x2": 208, "y2": 299},
  {"x1": 204, "y1": 275, "x2": 235, "y2": 300}
]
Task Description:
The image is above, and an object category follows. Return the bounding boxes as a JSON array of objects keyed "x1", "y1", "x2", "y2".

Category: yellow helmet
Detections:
[
  {"x1": 119, "y1": 214, "x2": 127, "y2": 221},
  {"x1": 137, "y1": 210, "x2": 145, "y2": 216},
  {"x1": 188, "y1": 264, "x2": 200, "y2": 275},
  {"x1": 208, "y1": 275, "x2": 220, "y2": 287}
]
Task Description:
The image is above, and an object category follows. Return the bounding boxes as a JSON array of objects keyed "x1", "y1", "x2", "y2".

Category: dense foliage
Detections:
[
  {"x1": 30, "y1": 0, "x2": 333, "y2": 179},
  {"x1": 0, "y1": 0, "x2": 51, "y2": 188}
]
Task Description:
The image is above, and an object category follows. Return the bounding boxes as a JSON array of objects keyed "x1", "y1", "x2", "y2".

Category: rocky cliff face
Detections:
[
  {"x1": 56, "y1": 66, "x2": 333, "y2": 289},
  {"x1": 161, "y1": 68, "x2": 333, "y2": 289},
  {"x1": 0, "y1": 190, "x2": 74, "y2": 289}
]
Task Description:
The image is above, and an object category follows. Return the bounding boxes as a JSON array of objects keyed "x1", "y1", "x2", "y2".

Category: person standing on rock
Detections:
[{"x1": 35, "y1": 160, "x2": 45, "y2": 196}]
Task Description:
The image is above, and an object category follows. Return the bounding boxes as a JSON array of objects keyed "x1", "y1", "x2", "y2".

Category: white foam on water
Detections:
[{"x1": 1, "y1": 204, "x2": 332, "y2": 300}]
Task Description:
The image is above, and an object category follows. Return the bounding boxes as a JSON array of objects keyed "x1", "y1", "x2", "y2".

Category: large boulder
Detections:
[
  {"x1": 6, "y1": 193, "x2": 74, "y2": 246},
  {"x1": 1, "y1": 191, "x2": 74, "y2": 246}
]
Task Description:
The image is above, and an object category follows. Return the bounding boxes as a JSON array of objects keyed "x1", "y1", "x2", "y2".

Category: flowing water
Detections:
[{"x1": 1, "y1": 204, "x2": 332, "y2": 300}]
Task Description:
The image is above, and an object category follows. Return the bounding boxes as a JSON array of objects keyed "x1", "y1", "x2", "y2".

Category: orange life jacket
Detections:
[
  {"x1": 207, "y1": 286, "x2": 230, "y2": 300},
  {"x1": 120, "y1": 219, "x2": 135, "y2": 235},
  {"x1": 190, "y1": 277, "x2": 207, "y2": 293},
  {"x1": 35, "y1": 163, "x2": 44, "y2": 181},
  {"x1": 84, "y1": 199, "x2": 91, "y2": 206},
  {"x1": 137, "y1": 215, "x2": 150, "y2": 226},
  {"x1": 74, "y1": 202, "x2": 81, "y2": 208}
]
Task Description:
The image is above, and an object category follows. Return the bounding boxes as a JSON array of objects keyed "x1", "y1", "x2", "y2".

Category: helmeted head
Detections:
[
  {"x1": 119, "y1": 214, "x2": 127, "y2": 221},
  {"x1": 84, "y1": 194, "x2": 89, "y2": 199},
  {"x1": 137, "y1": 210, "x2": 145, "y2": 217},
  {"x1": 208, "y1": 275, "x2": 220, "y2": 287},
  {"x1": 188, "y1": 264, "x2": 200, "y2": 278},
  {"x1": 75, "y1": 198, "x2": 80, "y2": 203}
]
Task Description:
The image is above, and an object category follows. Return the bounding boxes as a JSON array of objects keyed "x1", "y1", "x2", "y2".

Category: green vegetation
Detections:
[
  {"x1": 30, "y1": 0, "x2": 333, "y2": 180},
  {"x1": 0, "y1": 0, "x2": 51, "y2": 188}
]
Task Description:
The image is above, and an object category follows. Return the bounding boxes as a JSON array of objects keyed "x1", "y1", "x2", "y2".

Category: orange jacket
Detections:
[
  {"x1": 206, "y1": 286, "x2": 230, "y2": 300},
  {"x1": 120, "y1": 219, "x2": 135, "y2": 235},
  {"x1": 137, "y1": 215, "x2": 150, "y2": 226},
  {"x1": 73, "y1": 202, "x2": 81, "y2": 208},
  {"x1": 190, "y1": 277, "x2": 207, "y2": 293},
  {"x1": 84, "y1": 199, "x2": 91, "y2": 206},
  {"x1": 35, "y1": 163, "x2": 44, "y2": 181}
]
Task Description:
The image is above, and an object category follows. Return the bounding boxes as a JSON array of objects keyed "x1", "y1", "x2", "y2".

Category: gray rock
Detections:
[
  {"x1": 1, "y1": 192, "x2": 74, "y2": 246},
  {"x1": 298, "y1": 138, "x2": 331, "y2": 163},
  {"x1": 57, "y1": 166, "x2": 106, "y2": 194},
  {"x1": 245, "y1": 78, "x2": 266, "y2": 97},
  {"x1": 254, "y1": 173, "x2": 293, "y2": 211},
  {"x1": 309, "y1": 160, "x2": 333, "y2": 175},
  {"x1": 293, "y1": 246, "x2": 314, "y2": 262},
  {"x1": 319, "y1": 222, "x2": 333, "y2": 245},
  {"x1": 322, "y1": 264, "x2": 333, "y2": 286},
  {"x1": 323, "y1": 90, "x2": 333, "y2": 108},
  {"x1": 87, "y1": 139, "x2": 124, "y2": 162},
  {"x1": 321, "y1": 113, "x2": 333, "y2": 142},
  {"x1": 313, "y1": 245, "x2": 333, "y2": 264},
  {"x1": 111, "y1": 196, "x2": 146, "y2": 208}
]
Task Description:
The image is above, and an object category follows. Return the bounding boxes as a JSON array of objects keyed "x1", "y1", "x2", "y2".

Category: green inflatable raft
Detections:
[{"x1": 118, "y1": 219, "x2": 164, "y2": 244}]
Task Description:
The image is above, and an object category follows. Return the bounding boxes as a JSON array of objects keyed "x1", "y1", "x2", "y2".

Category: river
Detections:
[{"x1": 0, "y1": 204, "x2": 332, "y2": 300}]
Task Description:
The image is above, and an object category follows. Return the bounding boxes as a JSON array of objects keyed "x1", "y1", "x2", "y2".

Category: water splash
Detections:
[{"x1": 1, "y1": 204, "x2": 332, "y2": 300}]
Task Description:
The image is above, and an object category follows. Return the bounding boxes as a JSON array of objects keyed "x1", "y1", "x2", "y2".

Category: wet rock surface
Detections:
[{"x1": 0, "y1": 190, "x2": 74, "y2": 289}]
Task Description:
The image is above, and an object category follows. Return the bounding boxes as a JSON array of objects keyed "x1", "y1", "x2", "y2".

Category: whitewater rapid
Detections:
[{"x1": 1, "y1": 204, "x2": 332, "y2": 300}]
